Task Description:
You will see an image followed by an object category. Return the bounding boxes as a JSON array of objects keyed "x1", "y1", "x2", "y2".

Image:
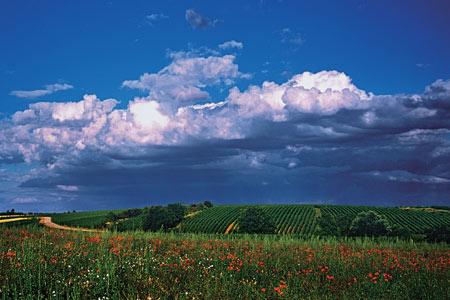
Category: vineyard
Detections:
[
  {"x1": 320, "y1": 205, "x2": 450, "y2": 234},
  {"x1": 50, "y1": 210, "x2": 123, "y2": 229},
  {"x1": 179, "y1": 205, "x2": 450, "y2": 235},
  {"x1": 45, "y1": 204, "x2": 450, "y2": 235}
]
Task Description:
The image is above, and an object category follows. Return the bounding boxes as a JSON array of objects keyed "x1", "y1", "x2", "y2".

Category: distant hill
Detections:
[
  {"x1": 178, "y1": 205, "x2": 450, "y2": 235},
  {"x1": 48, "y1": 204, "x2": 450, "y2": 236}
]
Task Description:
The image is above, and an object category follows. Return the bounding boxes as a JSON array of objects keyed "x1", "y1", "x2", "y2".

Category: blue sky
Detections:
[{"x1": 1, "y1": 0, "x2": 450, "y2": 211}]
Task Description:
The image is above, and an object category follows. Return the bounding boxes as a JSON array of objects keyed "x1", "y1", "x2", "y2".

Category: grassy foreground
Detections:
[{"x1": 0, "y1": 226, "x2": 449, "y2": 299}]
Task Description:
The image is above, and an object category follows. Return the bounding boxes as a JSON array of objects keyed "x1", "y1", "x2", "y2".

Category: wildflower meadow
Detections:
[{"x1": 0, "y1": 226, "x2": 448, "y2": 299}]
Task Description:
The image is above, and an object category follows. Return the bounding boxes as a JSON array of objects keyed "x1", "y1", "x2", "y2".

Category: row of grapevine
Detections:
[
  {"x1": 179, "y1": 206, "x2": 242, "y2": 233},
  {"x1": 180, "y1": 205, "x2": 318, "y2": 235},
  {"x1": 51, "y1": 210, "x2": 124, "y2": 229},
  {"x1": 320, "y1": 205, "x2": 450, "y2": 234}
]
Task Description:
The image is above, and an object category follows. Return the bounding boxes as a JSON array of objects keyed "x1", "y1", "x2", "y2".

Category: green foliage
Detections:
[
  {"x1": 316, "y1": 212, "x2": 353, "y2": 236},
  {"x1": 51, "y1": 210, "x2": 124, "y2": 229},
  {"x1": 115, "y1": 214, "x2": 145, "y2": 232},
  {"x1": 349, "y1": 211, "x2": 392, "y2": 237},
  {"x1": 389, "y1": 224, "x2": 412, "y2": 239},
  {"x1": 203, "y1": 200, "x2": 213, "y2": 208},
  {"x1": 180, "y1": 205, "x2": 317, "y2": 235},
  {"x1": 49, "y1": 205, "x2": 450, "y2": 240},
  {"x1": 106, "y1": 212, "x2": 119, "y2": 223},
  {"x1": 167, "y1": 203, "x2": 186, "y2": 226},
  {"x1": 143, "y1": 206, "x2": 170, "y2": 231},
  {"x1": 316, "y1": 212, "x2": 338, "y2": 236},
  {"x1": 238, "y1": 207, "x2": 276, "y2": 234},
  {"x1": 117, "y1": 208, "x2": 143, "y2": 219},
  {"x1": 143, "y1": 204, "x2": 186, "y2": 232},
  {"x1": 1, "y1": 227, "x2": 449, "y2": 299},
  {"x1": 425, "y1": 224, "x2": 450, "y2": 243}
]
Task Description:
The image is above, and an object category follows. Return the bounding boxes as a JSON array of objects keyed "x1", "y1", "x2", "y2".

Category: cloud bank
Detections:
[{"x1": 1, "y1": 52, "x2": 450, "y2": 210}]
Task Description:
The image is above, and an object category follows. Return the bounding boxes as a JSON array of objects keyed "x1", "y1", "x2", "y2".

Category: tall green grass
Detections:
[{"x1": 0, "y1": 226, "x2": 448, "y2": 299}]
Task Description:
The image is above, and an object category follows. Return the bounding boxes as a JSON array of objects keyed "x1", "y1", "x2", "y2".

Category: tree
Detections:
[
  {"x1": 143, "y1": 206, "x2": 171, "y2": 231},
  {"x1": 316, "y1": 212, "x2": 339, "y2": 236},
  {"x1": 425, "y1": 224, "x2": 450, "y2": 243},
  {"x1": 316, "y1": 212, "x2": 353, "y2": 236},
  {"x1": 335, "y1": 214, "x2": 353, "y2": 236},
  {"x1": 389, "y1": 224, "x2": 412, "y2": 239},
  {"x1": 238, "y1": 207, "x2": 276, "y2": 234},
  {"x1": 167, "y1": 203, "x2": 186, "y2": 227},
  {"x1": 106, "y1": 212, "x2": 119, "y2": 223},
  {"x1": 203, "y1": 200, "x2": 213, "y2": 208},
  {"x1": 349, "y1": 211, "x2": 391, "y2": 237},
  {"x1": 118, "y1": 209, "x2": 142, "y2": 219},
  {"x1": 143, "y1": 204, "x2": 186, "y2": 232}
]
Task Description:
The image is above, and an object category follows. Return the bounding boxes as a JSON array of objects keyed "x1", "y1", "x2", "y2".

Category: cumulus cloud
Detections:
[
  {"x1": 219, "y1": 40, "x2": 244, "y2": 50},
  {"x1": 2, "y1": 59, "x2": 450, "y2": 209},
  {"x1": 122, "y1": 54, "x2": 246, "y2": 104},
  {"x1": 10, "y1": 83, "x2": 73, "y2": 99},
  {"x1": 185, "y1": 9, "x2": 218, "y2": 29},
  {"x1": 228, "y1": 70, "x2": 372, "y2": 120}
]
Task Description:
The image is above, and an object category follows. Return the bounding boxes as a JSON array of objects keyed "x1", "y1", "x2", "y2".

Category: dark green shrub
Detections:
[
  {"x1": 349, "y1": 211, "x2": 391, "y2": 237},
  {"x1": 425, "y1": 224, "x2": 450, "y2": 243},
  {"x1": 316, "y1": 212, "x2": 353, "y2": 236},
  {"x1": 143, "y1": 203, "x2": 186, "y2": 232},
  {"x1": 238, "y1": 207, "x2": 276, "y2": 234}
]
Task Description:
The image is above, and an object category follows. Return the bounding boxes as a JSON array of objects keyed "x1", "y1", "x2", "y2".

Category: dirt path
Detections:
[
  {"x1": 0, "y1": 217, "x2": 32, "y2": 224},
  {"x1": 39, "y1": 217, "x2": 104, "y2": 233}
]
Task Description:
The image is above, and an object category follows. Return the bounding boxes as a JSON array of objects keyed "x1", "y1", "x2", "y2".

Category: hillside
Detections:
[
  {"x1": 48, "y1": 204, "x2": 450, "y2": 235},
  {"x1": 179, "y1": 205, "x2": 450, "y2": 235}
]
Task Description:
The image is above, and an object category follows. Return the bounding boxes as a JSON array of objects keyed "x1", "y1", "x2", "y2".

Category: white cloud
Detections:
[
  {"x1": 370, "y1": 170, "x2": 450, "y2": 184},
  {"x1": 185, "y1": 9, "x2": 218, "y2": 29},
  {"x1": 362, "y1": 111, "x2": 377, "y2": 125},
  {"x1": 407, "y1": 107, "x2": 436, "y2": 118},
  {"x1": 56, "y1": 185, "x2": 79, "y2": 192},
  {"x1": 279, "y1": 28, "x2": 305, "y2": 48},
  {"x1": 2, "y1": 57, "x2": 449, "y2": 202},
  {"x1": 190, "y1": 101, "x2": 227, "y2": 110},
  {"x1": 219, "y1": 40, "x2": 244, "y2": 50},
  {"x1": 228, "y1": 70, "x2": 372, "y2": 120},
  {"x1": 10, "y1": 83, "x2": 73, "y2": 99},
  {"x1": 11, "y1": 196, "x2": 40, "y2": 204},
  {"x1": 145, "y1": 13, "x2": 168, "y2": 26},
  {"x1": 129, "y1": 99, "x2": 169, "y2": 129},
  {"x1": 123, "y1": 54, "x2": 246, "y2": 104},
  {"x1": 2, "y1": 70, "x2": 378, "y2": 165}
]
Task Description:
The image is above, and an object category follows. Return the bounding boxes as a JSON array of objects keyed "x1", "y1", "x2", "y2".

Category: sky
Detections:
[{"x1": 0, "y1": 0, "x2": 450, "y2": 212}]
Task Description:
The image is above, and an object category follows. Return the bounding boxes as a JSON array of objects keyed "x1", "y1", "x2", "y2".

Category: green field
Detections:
[
  {"x1": 0, "y1": 218, "x2": 38, "y2": 228},
  {"x1": 50, "y1": 210, "x2": 124, "y2": 229},
  {"x1": 0, "y1": 208, "x2": 449, "y2": 299},
  {"x1": 179, "y1": 205, "x2": 318, "y2": 234},
  {"x1": 0, "y1": 226, "x2": 449, "y2": 299},
  {"x1": 47, "y1": 204, "x2": 450, "y2": 237},
  {"x1": 179, "y1": 205, "x2": 450, "y2": 235}
]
